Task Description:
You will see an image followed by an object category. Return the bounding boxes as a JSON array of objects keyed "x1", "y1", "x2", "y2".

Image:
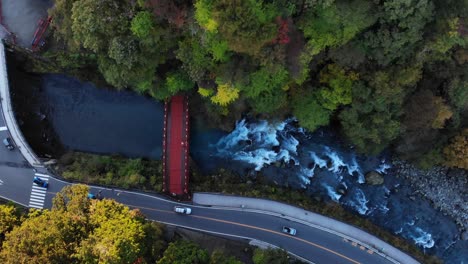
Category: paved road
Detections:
[{"x1": 0, "y1": 165, "x2": 399, "y2": 264}]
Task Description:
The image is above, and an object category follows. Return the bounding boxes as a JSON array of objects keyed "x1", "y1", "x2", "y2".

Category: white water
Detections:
[
  {"x1": 212, "y1": 118, "x2": 458, "y2": 257},
  {"x1": 411, "y1": 227, "x2": 435, "y2": 249},
  {"x1": 322, "y1": 183, "x2": 342, "y2": 201},
  {"x1": 346, "y1": 189, "x2": 369, "y2": 215},
  {"x1": 214, "y1": 119, "x2": 298, "y2": 171},
  {"x1": 376, "y1": 160, "x2": 392, "y2": 174}
]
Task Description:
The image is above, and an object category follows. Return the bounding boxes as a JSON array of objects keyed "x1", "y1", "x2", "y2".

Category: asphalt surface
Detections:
[{"x1": 0, "y1": 159, "x2": 396, "y2": 264}]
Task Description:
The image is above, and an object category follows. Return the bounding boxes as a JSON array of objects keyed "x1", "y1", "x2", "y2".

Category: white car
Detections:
[
  {"x1": 174, "y1": 206, "x2": 192, "y2": 215},
  {"x1": 282, "y1": 226, "x2": 297, "y2": 236}
]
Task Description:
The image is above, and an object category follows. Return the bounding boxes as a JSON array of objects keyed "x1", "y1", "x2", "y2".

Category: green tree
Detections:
[
  {"x1": 298, "y1": 0, "x2": 376, "y2": 56},
  {"x1": 195, "y1": 0, "x2": 280, "y2": 56},
  {"x1": 151, "y1": 71, "x2": 195, "y2": 100},
  {"x1": 131, "y1": 11, "x2": 155, "y2": 39},
  {"x1": 362, "y1": 0, "x2": 434, "y2": 65},
  {"x1": 292, "y1": 90, "x2": 332, "y2": 132},
  {"x1": 339, "y1": 81, "x2": 402, "y2": 154},
  {"x1": 176, "y1": 36, "x2": 214, "y2": 82},
  {"x1": 252, "y1": 248, "x2": 289, "y2": 264},
  {"x1": 48, "y1": 0, "x2": 80, "y2": 50},
  {"x1": 141, "y1": 222, "x2": 167, "y2": 263},
  {"x1": 210, "y1": 250, "x2": 242, "y2": 264},
  {"x1": 448, "y1": 78, "x2": 468, "y2": 111},
  {"x1": 71, "y1": 0, "x2": 129, "y2": 53},
  {"x1": 317, "y1": 64, "x2": 356, "y2": 111},
  {"x1": 249, "y1": 89, "x2": 288, "y2": 113},
  {"x1": 242, "y1": 65, "x2": 289, "y2": 99},
  {"x1": 157, "y1": 240, "x2": 209, "y2": 264}
]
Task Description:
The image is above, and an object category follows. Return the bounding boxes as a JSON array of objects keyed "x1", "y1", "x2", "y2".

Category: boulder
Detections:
[
  {"x1": 365, "y1": 171, "x2": 384, "y2": 185},
  {"x1": 462, "y1": 231, "x2": 468, "y2": 241}
]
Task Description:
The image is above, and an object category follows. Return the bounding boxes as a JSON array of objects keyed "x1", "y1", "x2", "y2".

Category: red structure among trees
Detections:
[
  {"x1": 162, "y1": 95, "x2": 190, "y2": 199},
  {"x1": 31, "y1": 16, "x2": 52, "y2": 51}
]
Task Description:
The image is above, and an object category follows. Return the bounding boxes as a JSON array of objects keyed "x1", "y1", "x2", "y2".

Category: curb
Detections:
[
  {"x1": 193, "y1": 193, "x2": 420, "y2": 264},
  {"x1": 0, "y1": 41, "x2": 42, "y2": 167}
]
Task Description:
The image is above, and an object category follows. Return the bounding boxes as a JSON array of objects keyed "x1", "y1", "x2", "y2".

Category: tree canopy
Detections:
[
  {"x1": 46, "y1": 0, "x2": 468, "y2": 164},
  {"x1": 0, "y1": 185, "x2": 156, "y2": 264}
]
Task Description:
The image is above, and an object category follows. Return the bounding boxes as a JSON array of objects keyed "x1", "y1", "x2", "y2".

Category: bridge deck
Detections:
[{"x1": 162, "y1": 95, "x2": 189, "y2": 198}]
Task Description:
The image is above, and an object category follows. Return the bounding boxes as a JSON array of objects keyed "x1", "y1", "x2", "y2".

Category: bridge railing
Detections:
[{"x1": 0, "y1": 41, "x2": 43, "y2": 167}]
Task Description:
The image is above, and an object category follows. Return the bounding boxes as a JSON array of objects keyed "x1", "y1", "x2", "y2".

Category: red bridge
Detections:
[{"x1": 162, "y1": 95, "x2": 190, "y2": 199}]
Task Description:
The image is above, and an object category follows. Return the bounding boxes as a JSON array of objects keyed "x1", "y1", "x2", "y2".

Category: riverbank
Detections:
[{"x1": 394, "y1": 160, "x2": 468, "y2": 232}]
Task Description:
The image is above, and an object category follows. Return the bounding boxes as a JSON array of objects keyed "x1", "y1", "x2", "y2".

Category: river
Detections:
[{"x1": 7, "y1": 53, "x2": 467, "y2": 263}]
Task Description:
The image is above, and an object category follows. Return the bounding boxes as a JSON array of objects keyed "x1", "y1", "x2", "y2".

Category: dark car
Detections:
[
  {"x1": 3, "y1": 138, "x2": 14, "y2": 150},
  {"x1": 33, "y1": 176, "x2": 48, "y2": 188}
]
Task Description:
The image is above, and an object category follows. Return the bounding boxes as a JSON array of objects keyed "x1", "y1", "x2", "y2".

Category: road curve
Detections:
[{"x1": 0, "y1": 166, "x2": 411, "y2": 264}]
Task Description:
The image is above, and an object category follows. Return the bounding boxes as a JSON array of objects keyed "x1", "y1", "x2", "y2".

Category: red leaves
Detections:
[
  {"x1": 146, "y1": 0, "x2": 187, "y2": 27},
  {"x1": 272, "y1": 17, "x2": 290, "y2": 45}
]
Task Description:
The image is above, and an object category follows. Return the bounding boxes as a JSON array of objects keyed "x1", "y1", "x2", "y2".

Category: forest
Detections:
[
  {"x1": 46, "y1": 0, "x2": 467, "y2": 168},
  {"x1": 0, "y1": 185, "x2": 294, "y2": 264}
]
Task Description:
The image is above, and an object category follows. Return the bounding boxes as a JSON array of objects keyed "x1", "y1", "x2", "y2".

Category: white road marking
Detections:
[
  {"x1": 29, "y1": 178, "x2": 49, "y2": 209},
  {"x1": 32, "y1": 186, "x2": 47, "y2": 192},
  {"x1": 31, "y1": 193, "x2": 46, "y2": 198},
  {"x1": 29, "y1": 204, "x2": 43, "y2": 209},
  {"x1": 0, "y1": 179, "x2": 3, "y2": 185},
  {"x1": 0, "y1": 126, "x2": 7, "y2": 131},
  {"x1": 29, "y1": 200, "x2": 43, "y2": 206},
  {"x1": 29, "y1": 197, "x2": 44, "y2": 203}
]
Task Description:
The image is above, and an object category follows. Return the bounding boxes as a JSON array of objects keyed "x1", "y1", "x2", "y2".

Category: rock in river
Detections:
[{"x1": 365, "y1": 171, "x2": 384, "y2": 185}]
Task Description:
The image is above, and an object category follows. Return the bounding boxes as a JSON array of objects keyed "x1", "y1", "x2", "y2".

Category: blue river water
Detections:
[{"x1": 11, "y1": 72, "x2": 468, "y2": 263}]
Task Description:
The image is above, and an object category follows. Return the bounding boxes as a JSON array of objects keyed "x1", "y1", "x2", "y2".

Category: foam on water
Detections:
[
  {"x1": 214, "y1": 119, "x2": 298, "y2": 171},
  {"x1": 309, "y1": 151, "x2": 328, "y2": 169},
  {"x1": 410, "y1": 227, "x2": 435, "y2": 249},
  {"x1": 214, "y1": 119, "x2": 250, "y2": 153},
  {"x1": 346, "y1": 189, "x2": 369, "y2": 215},
  {"x1": 281, "y1": 134, "x2": 299, "y2": 155},
  {"x1": 346, "y1": 157, "x2": 365, "y2": 183},
  {"x1": 324, "y1": 147, "x2": 346, "y2": 173},
  {"x1": 322, "y1": 183, "x2": 342, "y2": 201},
  {"x1": 299, "y1": 167, "x2": 314, "y2": 184},
  {"x1": 232, "y1": 149, "x2": 278, "y2": 171},
  {"x1": 376, "y1": 160, "x2": 392, "y2": 174}
]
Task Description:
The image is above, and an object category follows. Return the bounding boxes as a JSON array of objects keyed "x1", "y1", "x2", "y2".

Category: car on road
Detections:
[
  {"x1": 282, "y1": 226, "x2": 297, "y2": 236},
  {"x1": 3, "y1": 138, "x2": 14, "y2": 150},
  {"x1": 33, "y1": 176, "x2": 48, "y2": 188},
  {"x1": 174, "y1": 206, "x2": 192, "y2": 215},
  {"x1": 88, "y1": 192, "x2": 103, "y2": 200}
]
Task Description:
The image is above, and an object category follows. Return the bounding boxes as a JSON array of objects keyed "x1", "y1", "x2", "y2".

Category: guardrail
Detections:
[
  {"x1": 193, "y1": 193, "x2": 421, "y2": 264},
  {"x1": 0, "y1": 41, "x2": 43, "y2": 167}
]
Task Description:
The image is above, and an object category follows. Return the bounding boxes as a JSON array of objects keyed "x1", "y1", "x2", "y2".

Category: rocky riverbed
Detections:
[{"x1": 394, "y1": 160, "x2": 468, "y2": 233}]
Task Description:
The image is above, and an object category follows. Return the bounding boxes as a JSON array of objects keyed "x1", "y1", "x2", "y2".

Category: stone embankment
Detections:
[{"x1": 394, "y1": 160, "x2": 467, "y2": 233}]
